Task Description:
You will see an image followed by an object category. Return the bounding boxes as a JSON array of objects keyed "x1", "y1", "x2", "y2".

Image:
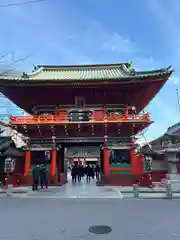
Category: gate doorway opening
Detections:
[{"x1": 64, "y1": 143, "x2": 102, "y2": 185}]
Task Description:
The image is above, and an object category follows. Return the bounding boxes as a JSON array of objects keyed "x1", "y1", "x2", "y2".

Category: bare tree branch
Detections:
[
  {"x1": 6, "y1": 55, "x2": 30, "y2": 68},
  {"x1": 0, "y1": 53, "x2": 10, "y2": 64},
  {"x1": 0, "y1": 53, "x2": 30, "y2": 77},
  {"x1": 0, "y1": 53, "x2": 30, "y2": 133}
]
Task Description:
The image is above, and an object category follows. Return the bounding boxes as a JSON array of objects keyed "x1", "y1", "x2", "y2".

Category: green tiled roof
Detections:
[{"x1": 1, "y1": 62, "x2": 173, "y2": 81}]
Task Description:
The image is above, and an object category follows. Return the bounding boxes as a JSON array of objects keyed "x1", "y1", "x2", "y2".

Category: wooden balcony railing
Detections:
[{"x1": 10, "y1": 112, "x2": 151, "y2": 125}]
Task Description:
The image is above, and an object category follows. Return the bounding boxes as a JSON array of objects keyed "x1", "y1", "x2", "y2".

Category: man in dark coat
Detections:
[
  {"x1": 44, "y1": 167, "x2": 48, "y2": 188},
  {"x1": 85, "y1": 164, "x2": 91, "y2": 183},
  {"x1": 95, "y1": 164, "x2": 100, "y2": 180},
  {"x1": 91, "y1": 165, "x2": 95, "y2": 180},
  {"x1": 77, "y1": 164, "x2": 84, "y2": 182},
  {"x1": 32, "y1": 165, "x2": 40, "y2": 191},
  {"x1": 40, "y1": 166, "x2": 48, "y2": 189},
  {"x1": 71, "y1": 164, "x2": 77, "y2": 183}
]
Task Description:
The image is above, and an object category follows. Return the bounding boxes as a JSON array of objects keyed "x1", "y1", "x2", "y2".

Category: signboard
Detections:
[
  {"x1": 73, "y1": 157, "x2": 98, "y2": 162},
  {"x1": 86, "y1": 158, "x2": 98, "y2": 161}
]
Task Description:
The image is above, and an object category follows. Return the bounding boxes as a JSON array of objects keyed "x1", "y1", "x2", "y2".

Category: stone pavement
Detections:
[
  {"x1": 7, "y1": 183, "x2": 180, "y2": 199},
  {"x1": 1, "y1": 175, "x2": 180, "y2": 199},
  {"x1": 1, "y1": 180, "x2": 180, "y2": 199},
  {"x1": 15, "y1": 179, "x2": 123, "y2": 199}
]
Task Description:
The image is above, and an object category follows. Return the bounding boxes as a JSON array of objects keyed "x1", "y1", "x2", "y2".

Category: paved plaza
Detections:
[
  {"x1": 12, "y1": 178, "x2": 123, "y2": 199},
  {"x1": 1, "y1": 196, "x2": 180, "y2": 240},
  {"x1": 1, "y1": 174, "x2": 180, "y2": 199},
  {"x1": 4, "y1": 173, "x2": 179, "y2": 199}
]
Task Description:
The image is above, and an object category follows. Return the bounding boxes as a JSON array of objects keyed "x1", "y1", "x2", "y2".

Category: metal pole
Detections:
[
  {"x1": 176, "y1": 89, "x2": 180, "y2": 113},
  {"x1": 133, "y1": 184, "x2": 139, "y2": 198}
]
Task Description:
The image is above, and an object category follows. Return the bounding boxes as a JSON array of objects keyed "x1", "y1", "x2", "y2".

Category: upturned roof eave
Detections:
[
  {"x1": 0, "y1": 62, "x2": 173, "y2": 81},
  {"x1": 0, "y1": 72, "x2": 172, "y2": 84}
]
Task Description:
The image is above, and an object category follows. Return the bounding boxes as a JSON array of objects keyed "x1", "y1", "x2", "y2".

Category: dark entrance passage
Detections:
[{"x1": 64, "y1": 142, "x2": 102, "y2": 186}]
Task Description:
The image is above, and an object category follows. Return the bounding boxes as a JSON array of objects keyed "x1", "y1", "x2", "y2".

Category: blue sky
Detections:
[{"x1": 0, "y1": 0, "x2": 180, "y2": 141}]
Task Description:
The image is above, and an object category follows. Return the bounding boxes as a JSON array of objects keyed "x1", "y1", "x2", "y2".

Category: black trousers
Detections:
[
  {"x1": 96, "y1": 172, "x2": 100, "y2": 179},
  {"x1": 72, "y1": 174, "x2": 77, "y2": 183},
  {"x1": 78, "y1": 175, "x2": 81, "y2": 182},
  {"x1": 40, "y1": 177, "x2": 48, "y2": 188},
  {"x1": 32, "y1": 179, "x2": 38, "y2": 191},
  {"x1": 86, "y1": 175, "x2": 91, "y2": 182}
]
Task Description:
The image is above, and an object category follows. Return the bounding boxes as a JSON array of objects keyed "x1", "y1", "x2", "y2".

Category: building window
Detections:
[
  {"x1": 109, "y1": 149, "x2": 131, "y2": 164},
  {"x1": 75, "y1": 97, "x2": 85, "y2": 108}
]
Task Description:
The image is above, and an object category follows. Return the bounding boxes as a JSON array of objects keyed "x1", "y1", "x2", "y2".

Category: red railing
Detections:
[{"x1": 10, "y1": 111, "x2": 151, "y2": 125}]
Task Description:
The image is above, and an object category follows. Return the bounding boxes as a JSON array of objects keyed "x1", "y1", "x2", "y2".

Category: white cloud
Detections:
[
  {"x1": 101, "y1": 32, "x2": 137, "y2": 55},
  {"x1": 133, "y1": 57, "x2": 162, "y2": 70}
]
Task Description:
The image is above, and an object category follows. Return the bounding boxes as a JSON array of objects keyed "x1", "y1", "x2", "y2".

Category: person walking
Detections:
[
  {"x1": 95, "y1": 164, "x2": 100, "y2": 182},
  {"x1": 86, "y1": 164, "x2": 91, "y2": 183},
  {"x1": 44, "y1": 167, "x2": 48, "y2": 189},
  {"x1": 78, "y1": 164, "x2": 84, "y2": 182},
  {"x1": 71, "y1": 164, "x2": 77, "y2": 183}
]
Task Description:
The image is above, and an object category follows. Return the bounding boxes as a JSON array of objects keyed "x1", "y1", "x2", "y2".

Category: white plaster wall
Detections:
[{"x1": 152, "y1": 160, "x2": 166, "y2": 170}]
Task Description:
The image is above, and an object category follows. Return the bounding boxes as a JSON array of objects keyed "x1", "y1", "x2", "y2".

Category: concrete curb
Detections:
[
  {"x1": 112, "y1": 189, "x2": 180, "y2": 194},
  {"x1": 0, "y1": 188, "x2": 29, "y2": 194},
  {"x1": 11, "y1": 195, "x2": 124, "y2": 199},
  {"x1": 123, "y1": 197, "x2": 180, "y2": 200}
]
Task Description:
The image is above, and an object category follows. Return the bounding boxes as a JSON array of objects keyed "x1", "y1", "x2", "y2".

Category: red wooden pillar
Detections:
[
  {"x1": 104, "y1": 147, "x2": 109, "y2": 176},
  {"x1": 125, "y1": 108, "x2": 128, "y2": 119},
  {"x1": 24, "y1": 150, "x2": 31, "y2": 176},
  {"x1": 51, "y1": 149, "x2": 57, "y2": 176},
  {"x1": 131, "y1": 150, "x2": 144, "y2": 180}
]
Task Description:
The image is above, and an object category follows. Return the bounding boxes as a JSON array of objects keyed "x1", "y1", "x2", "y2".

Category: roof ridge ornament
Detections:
[
  {"x1": 33, "y1": 64, "x2": 38, "y2": 72},
  {"x1": 126, "y1": 62, "x2": 133, "y2": 70},
  {"x1": 167, "y1": 66, "x2": 173, "y2": 71},
  {"x1": 124, "y1": 62, "x2": 136, "y2": 75},
  {"x1": 159, "y1": 66, "x2": 173, "y2": 72},
  {"x1": 22, "y1": 72, "x2": 29, "y2": 79}
]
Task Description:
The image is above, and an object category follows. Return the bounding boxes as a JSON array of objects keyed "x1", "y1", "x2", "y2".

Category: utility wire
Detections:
[{"x1": 0, "y1": 0, "x2": 46, "y2": 8}]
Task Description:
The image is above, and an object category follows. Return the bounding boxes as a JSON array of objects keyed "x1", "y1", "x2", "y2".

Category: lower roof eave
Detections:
[
  {"x1": 30, "y1": 136, "x2": 133, "y2": 144},
  {"x1": 0, "y1": 74, "x2": 170, "y2": 86},
  {"x1": 12, "y1": 120, "x2": 152, "y2": 127}
]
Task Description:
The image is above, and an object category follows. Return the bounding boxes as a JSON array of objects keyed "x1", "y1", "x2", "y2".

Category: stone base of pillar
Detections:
[
  {"x1": 168, "y1": 173, "x2": 180, "y2": 180},
  {"x1": 164, "y1": 150, "x2": 180, "y2": 190},
  {"x1": 48, "y1": 175, "x2": 58, "y2": 185},
  {"x1": 59, "y1": 173, "x2": 68, "y2": 185},
  {"x1": 168, "y1": 174, "x2": 180, "y2": 191}
]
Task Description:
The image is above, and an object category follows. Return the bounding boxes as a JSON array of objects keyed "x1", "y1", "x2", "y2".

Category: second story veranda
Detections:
[{"x1": 10, "y1": 107, "x2": 151, "y2": 125}]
